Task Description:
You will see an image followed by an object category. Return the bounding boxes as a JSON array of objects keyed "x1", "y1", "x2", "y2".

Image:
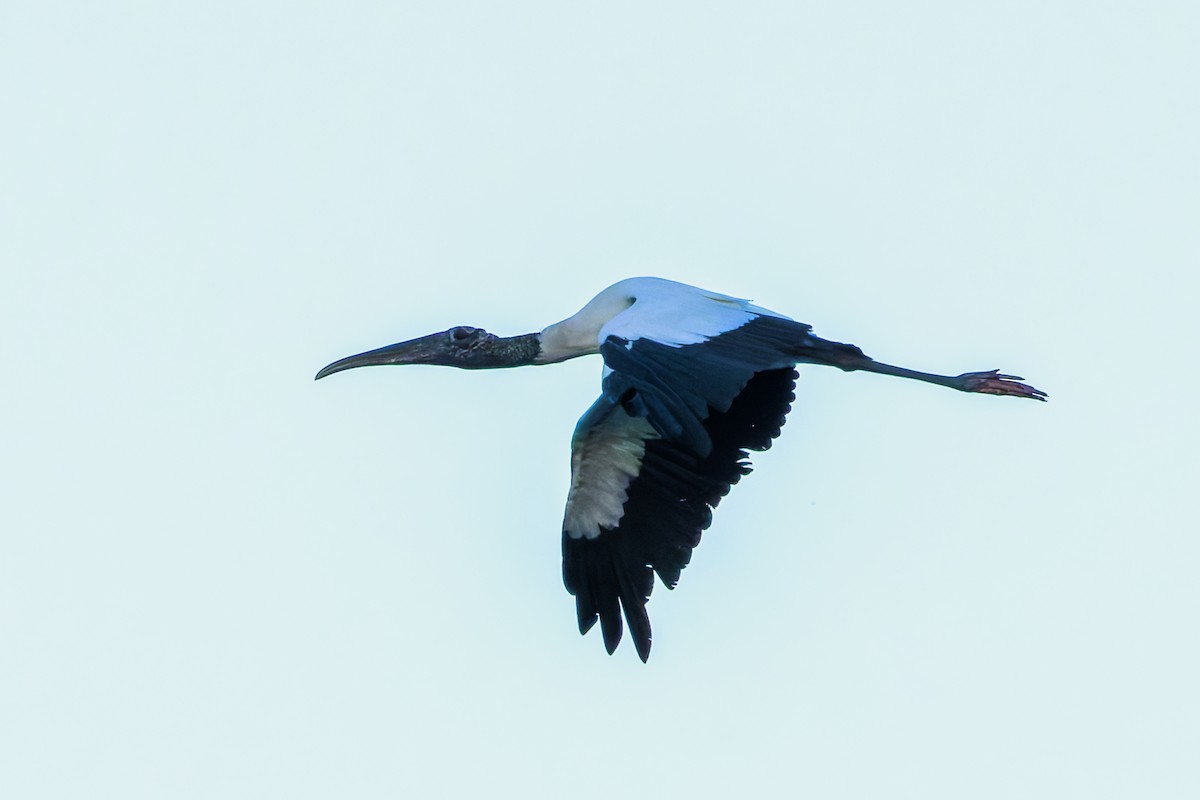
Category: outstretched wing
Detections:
[{"x1": 561, "y1": 315, "x2": 808, "y2": 661}]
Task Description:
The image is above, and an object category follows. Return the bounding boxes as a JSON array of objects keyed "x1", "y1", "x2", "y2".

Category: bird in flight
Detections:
[{"x1": 316, "y1": 277, "x2": 1046, "y2": 661}]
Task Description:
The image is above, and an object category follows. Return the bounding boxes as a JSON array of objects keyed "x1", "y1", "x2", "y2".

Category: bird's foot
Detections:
[{"x1": 956, "y1": 370, "x2": 1047, "y2": 401}]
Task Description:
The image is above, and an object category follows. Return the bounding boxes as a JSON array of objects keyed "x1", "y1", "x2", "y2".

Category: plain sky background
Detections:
[{"x1": 2, "y1": 2, "x2": 1197, "y2": 798}]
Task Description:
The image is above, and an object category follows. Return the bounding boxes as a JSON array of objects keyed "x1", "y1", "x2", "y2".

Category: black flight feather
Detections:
[{"x1": 562, "y1": 317, "x2": 803, "y2": 660}]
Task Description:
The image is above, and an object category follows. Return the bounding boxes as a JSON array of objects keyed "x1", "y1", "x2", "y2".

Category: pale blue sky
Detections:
[{"x1": 2, "y1": 2, "x2": 1197, "y2": 798}]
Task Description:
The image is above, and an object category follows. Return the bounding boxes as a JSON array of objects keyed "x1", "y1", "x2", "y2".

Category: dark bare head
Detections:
[{"x1": 315, "y1": 327, "x2": 542, "y2": 380}]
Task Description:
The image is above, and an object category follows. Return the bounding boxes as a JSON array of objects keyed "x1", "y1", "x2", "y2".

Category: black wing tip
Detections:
[
  {"x1": 575, "y1": 602, "x2": 653, "y2": 661},
  {"x1": 601, "y1": 621, "x2": 622, "y2": 655},
  {"x1": 594, "y1": 625, "x2": 651, "y2": 662},
  {"x1": 567, "y1": 562, "x2": 654, "y2": 662},
  {"x1": 633, "y1": 633, "x2": 652, "y2": 663}
]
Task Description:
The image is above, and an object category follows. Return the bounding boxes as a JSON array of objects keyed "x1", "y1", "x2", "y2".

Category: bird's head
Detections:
[{"x1": 315, "y1": 326, "x2": 542, "y2": 380}]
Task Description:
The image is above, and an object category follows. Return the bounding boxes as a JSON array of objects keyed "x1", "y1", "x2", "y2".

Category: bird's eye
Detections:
[{"x1": 449, "y1": 326, "x2": 478, "y2": 345}]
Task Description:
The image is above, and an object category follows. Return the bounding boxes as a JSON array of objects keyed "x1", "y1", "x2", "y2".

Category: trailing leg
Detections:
[{"x1": 791, "y1": 334, "x2": 1047, "y2": 401}]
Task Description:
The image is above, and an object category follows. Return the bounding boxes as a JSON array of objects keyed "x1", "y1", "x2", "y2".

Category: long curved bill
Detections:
[{"x1": 314, "y1": 332, "x2": 448, "y2": 380}]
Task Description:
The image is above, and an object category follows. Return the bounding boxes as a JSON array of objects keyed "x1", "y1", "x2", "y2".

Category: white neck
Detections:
[{"x1": 536, "y1": 283, "x2": 637, "y2": 363}]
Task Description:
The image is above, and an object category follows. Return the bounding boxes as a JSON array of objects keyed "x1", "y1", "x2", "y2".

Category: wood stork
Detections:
[{"x1": 316, "y1": 277, "x2": 1045, "y2": 661}]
